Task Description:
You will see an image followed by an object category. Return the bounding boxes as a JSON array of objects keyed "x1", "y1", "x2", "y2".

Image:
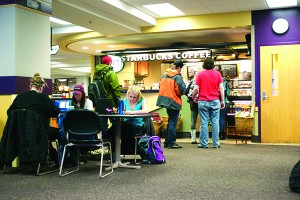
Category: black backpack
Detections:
[
  {"x1": 289, "y1": 160, "x2": 300, "y2": 193},
  {"x1": 88, "y1": 69, "x2": 111, "y2": 104}
]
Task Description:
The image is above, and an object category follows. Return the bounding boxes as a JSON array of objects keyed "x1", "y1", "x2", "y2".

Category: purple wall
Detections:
[
  {"x1": 252, "y1": 7, "x2": 300, "y2": 141},
  {"x1": 0, "y1": 76, "x2": 53, "y2": 95},
  {"x1": 253, "y1": 7, "x2": 300, "y2": 107}
]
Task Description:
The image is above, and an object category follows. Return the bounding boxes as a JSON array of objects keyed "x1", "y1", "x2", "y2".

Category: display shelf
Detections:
[
  {"x1": 229, "y1": 79, "x2": 251, "y2": 89},
  {"x1": 227, "y1": 100, "x2": 252, "y2": 116},
  {"x1": 228, "y1": 96, "x2": 251, "y2": 101}
]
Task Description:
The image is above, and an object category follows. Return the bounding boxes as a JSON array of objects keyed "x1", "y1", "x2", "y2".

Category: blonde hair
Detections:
[
  {"x1": 126, "y1": 86, "x2": 143, "y2": 102},
  {"x1": 30, "y1": 73, "x2": 47, "y2": 88}
]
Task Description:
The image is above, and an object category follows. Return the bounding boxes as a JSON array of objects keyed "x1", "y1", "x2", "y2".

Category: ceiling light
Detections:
[
  {"x1": 265, "y1": 0, "x2": 297, "y2": 8},
  {"x1": 93, "y1": 41, "x2": 102, "y2": 44},
  {"x1": 96, "y1": 50, "x2": 102, "y2": 53},
  {"x1": 82, "y1": 47, "x2": 89, "y2": 50},
  {"x1": 50, "y1": 17, "x2": 72, "y2": 25},
  {"x1": 60, "y1": 67, "x2": 91, "y2": 73},
  {"x1": 144, "y1": 3, "x2": 184, "y2": 17}
]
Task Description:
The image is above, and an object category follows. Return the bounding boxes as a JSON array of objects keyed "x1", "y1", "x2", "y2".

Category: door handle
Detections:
[{"x1": 262, "y1": 91, "x2": 269, "y2": 100}]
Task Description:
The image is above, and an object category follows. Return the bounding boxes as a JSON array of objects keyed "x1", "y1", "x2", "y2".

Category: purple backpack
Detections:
[{"x1": 138, "y1": 135, "x2": 166, "y2": 164}]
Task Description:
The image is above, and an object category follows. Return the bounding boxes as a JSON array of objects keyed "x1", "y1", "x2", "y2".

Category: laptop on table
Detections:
[
  {"x1": 52, "y1": 98, "x2": 72, "y2": 113},
  {"x1": 94, "y1": 98, "x2": 114, "y2": 114}
]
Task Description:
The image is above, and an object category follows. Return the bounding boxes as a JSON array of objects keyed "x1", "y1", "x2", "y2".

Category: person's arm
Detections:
[
  {"x1": 7, "y1": 99, "x2": 17, "y2": 116},
  {"x1": 185, "y1": 81, "x2": 192, "y2": 96},
  {"x1": 109, "y1": 72, "x2": 121, "y2": 99},
  {"x1": 43, "y1": 94, "x2": 60, "y2": 117},
  {"x1": 192, "y1": 85, "x2": 199, "y2": 100},
  {"x1": 124, "y1": 99, "x2": 148, "y2": 115},
  {"x1": 85, "y1": 99, "x2": 94, "y2": 110},
  {"x1": 219, "y1": 83, "x2": 225, "y2": 109}
]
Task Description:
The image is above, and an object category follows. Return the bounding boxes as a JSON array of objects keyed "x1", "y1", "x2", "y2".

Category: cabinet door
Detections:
[{"x1": 134, "y1": 62, "x2": 149, "y2": 76}]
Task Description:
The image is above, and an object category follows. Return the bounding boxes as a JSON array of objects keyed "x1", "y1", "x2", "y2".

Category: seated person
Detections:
[
  {"x1": 123, "y1": 86, "x2": 149, "y2": 136},
  {"x1": 57, "y1": 84, "x2": 94, "y2": 164},
  {"x1": 104, "y1": 86, "x2": 150, "y2": 156},
  {"x1": 71, "y1": 84, "x2": 93, "y2": 110},
  {"x1": 58, "y1": 84, "x2": 94, "y2": 142},
  {"x1": 3, "y1": 73, "x2": 60, "y2": 167}
]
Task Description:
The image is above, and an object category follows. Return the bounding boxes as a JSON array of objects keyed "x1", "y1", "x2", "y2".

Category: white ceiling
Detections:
[{"x1": 50, "y1": 0, "x2": 300, "y2": 77}]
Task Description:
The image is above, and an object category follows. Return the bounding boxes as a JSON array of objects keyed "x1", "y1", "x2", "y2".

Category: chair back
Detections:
[
  {"x1": 64, "y1": 109, "x2": 101, "y2": 138},
  {"x1": 0, "y1": 109, "x2": 48, "y2": 164}
]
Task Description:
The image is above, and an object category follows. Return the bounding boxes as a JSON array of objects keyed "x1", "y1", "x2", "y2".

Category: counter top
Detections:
[{"x1": 120, "y1": 89, "x2": 159, "y2": 93}]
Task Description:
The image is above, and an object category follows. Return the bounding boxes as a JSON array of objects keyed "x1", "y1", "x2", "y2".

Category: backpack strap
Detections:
[
  {"x1": 95, "y1": 69, "x2": 111, "y2": 81},
  {"x1": 94, "y1": 69, "x2": 112, "y2": 98}
]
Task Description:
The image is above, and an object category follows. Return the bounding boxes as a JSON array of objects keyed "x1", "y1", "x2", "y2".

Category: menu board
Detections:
[{"x1": 220, "y1": 64, "x2": 237, "y2": 78}]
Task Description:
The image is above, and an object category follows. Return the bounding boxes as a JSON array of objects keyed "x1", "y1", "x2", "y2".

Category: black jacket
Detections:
[
  {"x1": 7, "y1": 90, "x2": 59, "y2": 129},
  {"x1": 0, "y1": 109, "x2": 48, "y2": 166}
]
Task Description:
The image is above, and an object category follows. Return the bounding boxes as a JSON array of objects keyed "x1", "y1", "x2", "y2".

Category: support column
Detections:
[{"x1": 0, "y1": 2, "x2": 52, "y2": 136}]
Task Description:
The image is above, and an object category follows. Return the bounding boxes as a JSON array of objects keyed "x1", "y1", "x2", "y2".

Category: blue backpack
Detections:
[{"x1": 138, "y1": 135, "x2": 166, "y2": 164}]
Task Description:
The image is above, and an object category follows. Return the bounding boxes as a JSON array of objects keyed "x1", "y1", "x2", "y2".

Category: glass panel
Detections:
[{"x1": 272, "y1": 54, "x2": 279, "y2": 96}]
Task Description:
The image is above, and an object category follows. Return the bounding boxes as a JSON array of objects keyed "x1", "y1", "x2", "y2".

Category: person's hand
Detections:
[
  {"x1": 220, "y1": 101, "x2": 225, "y2": 109},
  {"x1": 193, "y1": 98, "x2": 198, "y2": 103}
]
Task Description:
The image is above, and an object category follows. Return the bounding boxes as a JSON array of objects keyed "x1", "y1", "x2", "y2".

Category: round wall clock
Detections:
[
  {"x1": 272, "y1": 18, "x2": 289, "y2": 34},
  {"x1": 110, "y1": 55, "x2": 124, "y2": 72}
]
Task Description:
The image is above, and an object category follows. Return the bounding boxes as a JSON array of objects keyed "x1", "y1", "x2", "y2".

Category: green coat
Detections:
[{"x1": 94, "y1": 64, "x2": 121, "y2": 107}]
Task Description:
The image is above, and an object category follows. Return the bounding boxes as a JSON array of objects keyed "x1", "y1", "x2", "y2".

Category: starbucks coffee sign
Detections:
[{"x1": 123, "y1": 50, "x2": 211, "y2": 62}]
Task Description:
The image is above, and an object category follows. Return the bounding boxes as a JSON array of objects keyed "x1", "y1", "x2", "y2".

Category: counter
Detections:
[{"x1": 120, "y1": 89, "x2": 159, "y2": 93}]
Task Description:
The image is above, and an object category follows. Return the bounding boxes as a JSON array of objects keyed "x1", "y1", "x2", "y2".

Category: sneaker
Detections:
[
  {"x1": 164, "y1": 143, "x2": 170, "y2": 148},
  {"x1": 213, "y1": 145, "x2": 221, "y2": 148},
  {"x1": 198, "y1": 145, "x2": 208, "y2": 149},
  {"x1": 191, "y1": 141, "x2": 198, "y2": 144},
  {"x1": 168, "y1": 143, "x2": 182, "y2": 149}
]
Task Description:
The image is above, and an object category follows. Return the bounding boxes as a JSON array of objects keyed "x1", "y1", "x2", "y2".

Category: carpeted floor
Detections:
[{"x1": 0, "y1": 140, "x2": 299, "y2": 200}]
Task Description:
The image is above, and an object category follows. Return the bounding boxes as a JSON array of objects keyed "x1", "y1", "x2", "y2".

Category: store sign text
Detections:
[{"x1": 123, "y1": 50, "x2": 211, "y2": 62}]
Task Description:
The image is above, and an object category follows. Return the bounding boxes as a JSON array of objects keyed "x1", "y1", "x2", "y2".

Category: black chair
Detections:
[
  {"x1": 121, "y1": 117, "x2": 155, "y2": 164},
  {"x1": 59, "y1": 109, "x2": 113, "y2": 178},
  {"x1": 0, "y1": 109, "x2": 59, "y2": 175}
]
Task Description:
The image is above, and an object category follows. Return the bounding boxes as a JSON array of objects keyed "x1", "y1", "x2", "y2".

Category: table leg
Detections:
[{"x1": 104, "y1": 118, "x2": 141, "y2": 170}]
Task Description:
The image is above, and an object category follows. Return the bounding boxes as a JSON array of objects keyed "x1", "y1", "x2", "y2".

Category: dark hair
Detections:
[
  {"x1": 72, "y1": 91, "x2": 86, "y2": 109},
  {"x1": 173, "y1": 60, "x2": 184, "y2": 69},
  {"x1": 203, "y1": 57, "x2": 215, "y2": 70}
]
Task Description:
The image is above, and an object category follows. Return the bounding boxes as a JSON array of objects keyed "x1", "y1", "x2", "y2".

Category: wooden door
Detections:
[{"x1": 260, "y1": 44, "x2": 300, "y2": 143}]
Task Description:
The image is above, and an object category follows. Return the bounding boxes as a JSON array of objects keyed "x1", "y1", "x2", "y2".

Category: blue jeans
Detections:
[
  {"x1": 198, "y1": 100, "x2": 220, "y2": 147},
  {"x1": 164, "y1": 109, "x2": 180, "y2": 145},
  {"x1": 190, "y1": 102, "x2": 199, "y2": 130}
]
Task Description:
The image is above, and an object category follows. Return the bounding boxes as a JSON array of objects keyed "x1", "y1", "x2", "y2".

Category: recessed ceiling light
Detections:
[
  {"x1": 108, "y1": 45, "x2": 115, "y2": 48},
  {"x1": 60, "y1": 67, "x2": 91, "y2": 73},
  {"x1": 93, "y1": 41, "x2": 101, "y2": 44},
  {"x1": 96, "y1": 50, "x2": 102, "y2": 53},
  {"x1": 82, "y1": 46, "x2": 89, "y2": 50},
  {"x1": 266, "y1": 0, "x2": 297, "y2": 8},
  {"x1": 144, "y1": 3, "x2": 184, "y2": 17}
]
